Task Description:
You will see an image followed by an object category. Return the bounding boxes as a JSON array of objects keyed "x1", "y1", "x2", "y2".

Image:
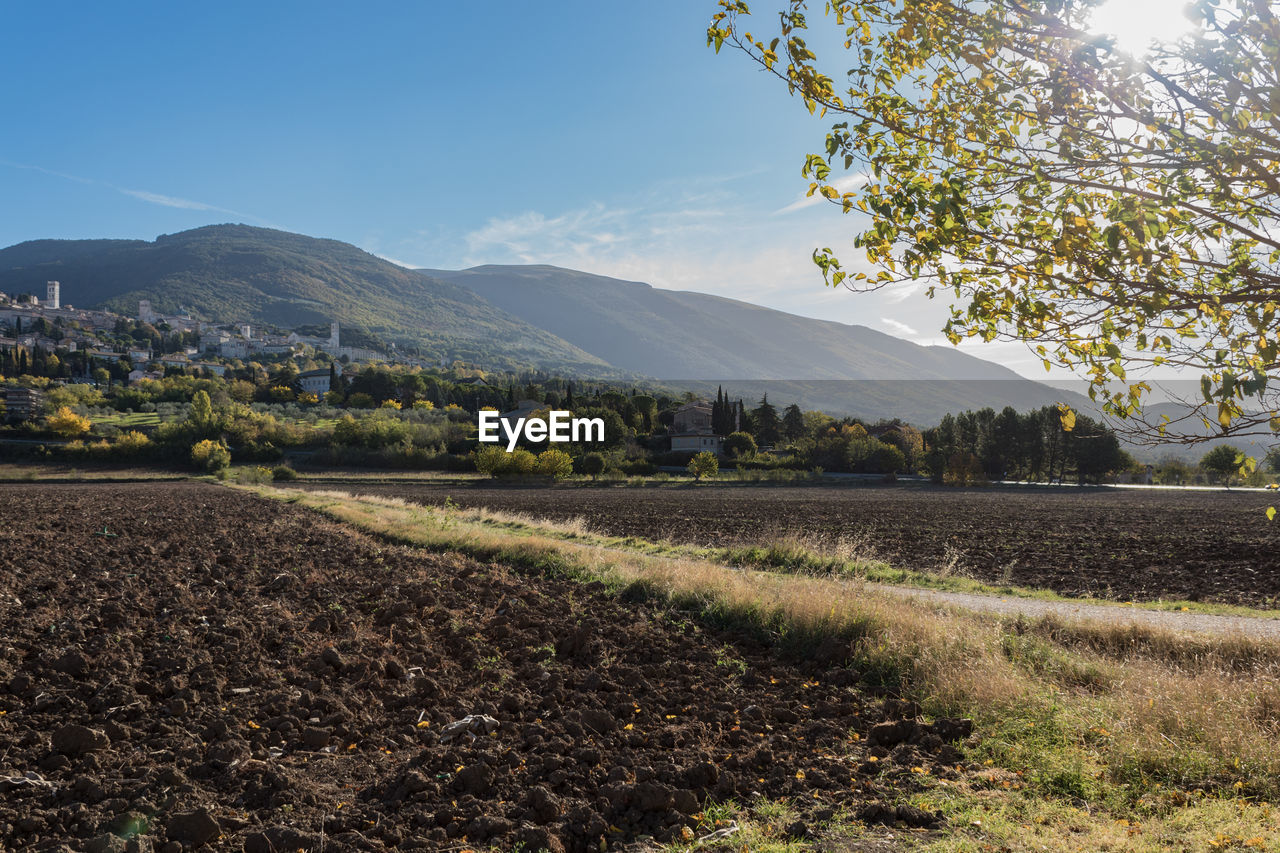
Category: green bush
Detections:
[
  {"x1": 654, "y1": 450, "x2": 698, "y2": 467},
  {"x1": 688, "y1": 451, "x2": 719, "y2": 481},
  {"x1": 474, "y1": 445, "x2": 538, "y2": 477},
  {"x1": 579, "y1": 451, "x2": 606, "y2": 479},
  {"x1": 191, "y1": 439, "x2": 231, "y2": 473},
  {"x1": 616, "y1": 458, "x2": 657, "y2": 476},
  {"x1": 723, "y1": 431, "x2": 757, "y2": 459},
  {"x1": 271, "y1": 464, "x2": 298, "y2": 481},
  {"x1": 536, "y1": 448, "x2": 574, "y2": 479},
  {"x1": 475, "y1": 445, "x2": 509, "y2": 476}
]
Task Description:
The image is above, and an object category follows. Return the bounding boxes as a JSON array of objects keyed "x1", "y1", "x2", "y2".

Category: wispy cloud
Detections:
[
  {"x1": 465, "y1": 204, "x2": 634, "y2": 264},
  {"x1": 1, "y1": 158, "x2": 270, "y2": 224},
  {"x1": 775, "y1": 173, "x2": 868, "y2": 214},
  {"x1": 880, "y1": 317, "x2": 918, "y2": 337},
  {"x1": 120, "y1": 189, "x2": 220, "y2": 211},
  {"x1": 0, "y1": 159, "x2": 97, "y2": 185},
  {"x1": 459, "y1": 198, "x2": 835, "y2": 308}
]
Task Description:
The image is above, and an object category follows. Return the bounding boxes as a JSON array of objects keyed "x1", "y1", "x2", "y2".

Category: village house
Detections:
[
  {"x1": 1, "y1": 386, "x2": 43, "y2": 422},
  {"x1": 669, "y1": 401, "x2": 724, "y2": 455},
  {"x1": 298, "y1": 367, "x2": 337, "y2": 396},
  {"x1": 218, "y1": 339, "x2": 251, "y2": 359},
  {"x1": 128, "y1": 368, "x2": 164, "y2": 385}
]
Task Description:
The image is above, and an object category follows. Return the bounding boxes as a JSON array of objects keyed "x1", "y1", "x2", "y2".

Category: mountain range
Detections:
[{"x1": 0, "y1": 224, "x2": 1089, "y2": 423}]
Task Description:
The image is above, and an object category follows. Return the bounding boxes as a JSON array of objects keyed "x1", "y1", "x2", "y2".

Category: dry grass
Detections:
[{"x1": 242, "y1": 484, "x2": 1280, "y2": 849}]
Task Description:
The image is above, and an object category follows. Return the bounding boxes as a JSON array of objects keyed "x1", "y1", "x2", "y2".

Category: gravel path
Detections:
[{"x1": 877, "y1": 585, "x2": 1280, "y2": 639}]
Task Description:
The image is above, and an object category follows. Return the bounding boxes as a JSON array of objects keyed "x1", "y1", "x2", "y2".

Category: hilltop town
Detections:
[{"x1": 0, "y1": 279, "x2": 421, "y2": 391}]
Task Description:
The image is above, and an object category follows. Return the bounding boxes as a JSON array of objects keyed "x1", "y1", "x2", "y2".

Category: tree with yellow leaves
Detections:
[
  {"x1": 709, "y1": 0, "x2": 1280, "y2": 442},
  {"x1": 46, "y1": 406, "x2": 91, "y2": 439}
]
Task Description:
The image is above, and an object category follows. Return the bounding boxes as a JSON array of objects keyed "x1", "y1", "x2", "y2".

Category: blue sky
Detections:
[{"x1": 0, "y1": 1, "x2": 1051, "y2": 374}]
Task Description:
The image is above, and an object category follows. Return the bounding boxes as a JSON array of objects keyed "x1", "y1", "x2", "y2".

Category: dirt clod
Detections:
[
  {"x1": 165, "y1": 809, "x2": 220, "y2": 847},
  {"x1": 51, "y1": 725, "x2": 110, "y2": 756}
]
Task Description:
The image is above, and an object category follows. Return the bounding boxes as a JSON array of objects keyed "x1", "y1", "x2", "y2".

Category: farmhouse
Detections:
[{"x1": 669, "y1": 400, "x2": 724, "y2": 455}]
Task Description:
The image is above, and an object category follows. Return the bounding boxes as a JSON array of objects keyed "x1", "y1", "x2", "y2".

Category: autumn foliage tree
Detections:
[
  {"x1": 46, "y1": 406, "x2": 91, "y2": 439},
  {"x1": 709, "y1": 0, "x2": 1280, "y2": 442}
]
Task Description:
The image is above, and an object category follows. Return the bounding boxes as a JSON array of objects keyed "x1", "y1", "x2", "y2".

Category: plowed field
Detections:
[
  {"x1": 298, "y1": 481, "x2": 1280, "y2": 608},
  {"x1": 0, "y1": 484, "x2": 961, "y2": 852}
]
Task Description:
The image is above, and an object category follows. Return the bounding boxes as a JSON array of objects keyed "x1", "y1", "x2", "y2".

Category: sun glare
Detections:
[{"x1": 1089, "y1": 0, "x2": 1196, "y2": 56}]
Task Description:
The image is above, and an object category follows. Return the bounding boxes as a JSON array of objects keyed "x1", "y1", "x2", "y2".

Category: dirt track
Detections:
[{"x1": 0, "y1": 483, "x2": 966, "y2": 852}]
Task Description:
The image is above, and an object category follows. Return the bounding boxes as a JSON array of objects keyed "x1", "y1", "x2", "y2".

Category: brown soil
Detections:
[
  {"x1": 0, "y1": 483, "x2": 965, "y2": 852},
  {"x1": 302, "y1": 481, "x2": 1280, "y2": 608}
]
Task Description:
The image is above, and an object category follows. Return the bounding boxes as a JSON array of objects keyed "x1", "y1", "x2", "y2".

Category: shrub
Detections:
[
  {"x1": 579, "y1": 451, "x2": 606, "y2": 479},
  {"x1": 271, "y1": 464, "x2": 298, "y2": 481},
  {"x1": 474, "y1": 445, "x2": 538, "y2": 477},
  {"x1": 233, "y1": 466, "x2": 275, "y2": 484},
  {"x1": 654, "y1": 450, "x2": 698, "y2": 467},
  {"x1": 617, "y1": 458, "x2": 657, "y2": 476},
  {"x1": 475, "y1": 445, "x2": 509, "y2": 477},
  {"x1": 943, "y1": 451, "x2": 988, "y2": 486},
  {"x1": 191, "y1": 439, "x2": 231, "y2": 473},
  {"x1": 688, "y1": 451, "x2": 719, "y2": 481},
  {"x1": 505, "y1": 448, "x2": 537, "y2": 476},
  {"x1": 723, "y1": 431, "x2": 757, "y2": 459},
  {"x1": 536, "y1": 448, "x2": 574, "y2": 479},
  {"x1": 113, "y1": 430, "x2": 152, "y2": 459}
]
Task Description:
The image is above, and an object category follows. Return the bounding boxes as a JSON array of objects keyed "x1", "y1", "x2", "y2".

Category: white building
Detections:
[
  {"x1": 45, "y1": 281, "x2": 60, "y2": 310},
  {"x1": 299, "y1": 368, "x2": 334, "y2": 395}
]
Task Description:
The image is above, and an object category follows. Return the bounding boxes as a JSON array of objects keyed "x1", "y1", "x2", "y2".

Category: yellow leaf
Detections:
[{"x1": 1058, "y1": 405, "x2": 1076, "y2": 432}]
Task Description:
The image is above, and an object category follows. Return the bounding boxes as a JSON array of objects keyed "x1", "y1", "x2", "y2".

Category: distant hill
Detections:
[
  {"x1": 424, "y1": 264, "x2": 1094, "y2": 421},
  {"x1": 0, "y1": 226, "x2": 611, "y2": 374},
  {"x1": 423, "y1": 264, "x2": 1021, "y2": 380},
  {"x1": 0, "y1": 224, "x2": 1096, "y2": 423}
]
